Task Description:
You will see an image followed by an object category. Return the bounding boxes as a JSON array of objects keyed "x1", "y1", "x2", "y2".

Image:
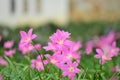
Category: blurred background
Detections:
[{"x1": 0, "y1": 0, "x2": 120, "y2": 44}]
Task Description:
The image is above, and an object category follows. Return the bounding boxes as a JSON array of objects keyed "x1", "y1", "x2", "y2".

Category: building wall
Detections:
[{"x1": 0, "y1": 0, "x2": 69, "y2": 26}]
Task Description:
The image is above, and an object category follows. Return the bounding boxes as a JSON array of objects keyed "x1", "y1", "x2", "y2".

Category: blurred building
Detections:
[
  {"x1": 70, "y1": 0, "x2": 120, "y2": 22},
  {"x1": 0, "y1": 0, "x2": 69, "y2": 26},
  {"x1": 0, "y1": 0, "x2": 120, "y2": 26}
]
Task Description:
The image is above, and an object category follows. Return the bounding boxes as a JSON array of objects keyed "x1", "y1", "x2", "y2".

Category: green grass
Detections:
[{"x1": 0, "y1": 21, "x2": 120, "y2": 80}]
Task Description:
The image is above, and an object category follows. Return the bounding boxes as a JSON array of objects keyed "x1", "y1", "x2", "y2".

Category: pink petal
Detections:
[
  {"x1": 28, "y1": 28, "x2": 33, "y2": 37},
  {"x1": 112, "y1": 41, "x2": 116, "y2": 47},
  {"x1": 96, "y1": 49, "x2": 103, "y2": 56},
  {"x1": 94, "y1": 55, "x2": 101, "y2": 58},
  {"x1": 32, "y1": 34, "x2": 37, "y2": 39},
  {"x1": 20, "y1": 31, "x2": 27, "y2": 38}
]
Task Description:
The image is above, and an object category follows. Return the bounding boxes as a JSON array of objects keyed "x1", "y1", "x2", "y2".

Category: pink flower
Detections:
[
  {"x1": 110, "y1": 42, "x2": 119, "y2": 57},
  {"x1": 47, "y1": 29, "x2": 71, "y2": 51},
  {"x1": 19, "y1": 28, "x2": 37, "y2": 47},
  {"x1": 4, "y1": 49, "x2": 16, "y2": 57},
  {"x1": 19, "y1": 28, "x2": 38, "y2": 54},
  {"x1": 4, "y1": 40, "x2": 14, "y2": 49},
  {"x1": 62, "y1": 61, "x2": 80, "y2": 80},
  {"x1": 31, "y1": 55, "x2": 48, "y2": 71},
  {"x1": 95, "y1": 41, "x2": 119, "y2": 64},
  {"x1": 0, "y1": 35, "x2": 2, "y2": 42},
  {"x1": 95, "y1": 47, "x2": 112, "y2": 64},
  {"x1": 0, "y1": 56, "x2": 8, "y2": 66},
  {"x1": 0, "y1": 75, "x2": 3, "y2": 80}
]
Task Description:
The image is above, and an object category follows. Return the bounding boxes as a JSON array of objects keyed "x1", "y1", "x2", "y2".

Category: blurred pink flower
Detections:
[
  {"x1": 94, "y1": 42, "x2": 119, "y2": 65},
  {"x1": 95, "y1": 48, "x2": 112, "y2": 64},
  {"x1": 31, "y1": 55, "x2": 48, "y2": 71},
  {"x1": 112, "y1": 65, "x2": 119, "y2": 72},
  {"x1": 0, "y1": 35, "x2": 2, "y2": 42},
  {"x1": 110, "y1": 42, "x2": 119, "y2": 57},
  {"x1": 19, "y1": 28, "x2": 38, "y2": 54},
  {"x1": 34, "y1": 43, "x2": 41, "y2": 50},
  {"x1": 95, "y1": 32, "x2": 116, "y2": 48},
  {"x1": 0, "y1": 56, "x2": 8, "y2": 66},
  {"x1": 19, "y1": 28, "x2": 37, "y2": 47},
  {"x1": 0, "y1": 75, "x2": 3, "y2": 80},
  {"x1": 19, "y1": 43, "x2": 34, "y2": 55},
  {"x1": 85, "y1": 41, "x2": 94, "y2": 54},
  {"x1": 4, "y1": 49, "x2": 16, "y2": 57},
  {"x1": 4, "y1": 40, "x2": 14, "y2": 49}
]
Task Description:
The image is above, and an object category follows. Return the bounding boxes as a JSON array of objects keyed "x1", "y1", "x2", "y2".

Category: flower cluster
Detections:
[
  {"x1": 18, "y1": 29, "x2": 45, "y2": 71},
  {"x1": 85, "y1": 32, "x2": 119, "y2": 64},
  {"x1": 0, "y1": 35, "x2": 8, "y2": 66},
  {"x1": 44, "y1": 29, "x2": 81, "y2": 79},
  {"x1": 95, "y1": 42, "x2": 119, "y2": 64},
  {"x1": 4, "y1": 40, "x2": 16, "y2": 57},
  {"x1": 17, "y1": 28, "x2": 120, "y2": 80},
  {"x1": 85, "y1": 32, "x2": 117, "y2": 54}
]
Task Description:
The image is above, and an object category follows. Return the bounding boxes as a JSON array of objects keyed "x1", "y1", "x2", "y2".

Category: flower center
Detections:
[
  {"x1": 69, "y1": 67, "x2": 74, "y2": 72},
  {"x1": 58, "y1": 40, "x2": 63, "y2": 45},
  {"x1": 102, "y1": 53, "x2": 109, "y2": 60},
  {"x1": 66, "y1": 54, "x2": 72, "y2": 60},
  {"x1": 51, "y1": 59, "x2": 57, "y2": 64},
  {"x1": 25, "y1": 37, "x2": 31, "y2": 42}
]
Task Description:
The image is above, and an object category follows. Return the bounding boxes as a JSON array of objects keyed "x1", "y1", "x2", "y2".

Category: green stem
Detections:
[
  {"x1": 32, "y1": 43, "x2": 46, "y2": 72},
  {"x1": 100, "y1": 57, "x2": 103, "y2": 72},
  {"x1": 37, "y1": 70, "x2": 42, "y2": 80}
]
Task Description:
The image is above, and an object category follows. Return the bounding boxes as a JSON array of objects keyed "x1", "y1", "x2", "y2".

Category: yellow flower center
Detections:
[
  {"x1": 58, "y1": 40, "x2": 63, "y2": 45},
  {"x1": 69, "y1": 67, "x2": 74, "y2": 72},
  {"x1": 102, "y1": 53, "x2": 109, "y2": 60}
]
